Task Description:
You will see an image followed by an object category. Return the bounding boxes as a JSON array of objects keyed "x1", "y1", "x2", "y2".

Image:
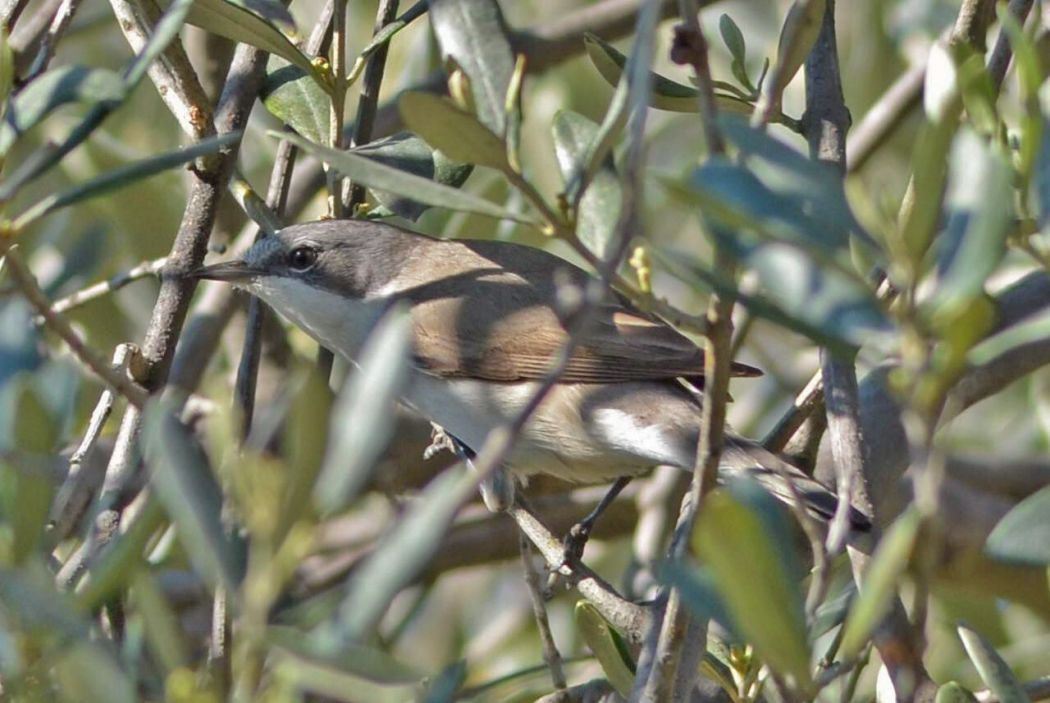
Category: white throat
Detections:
[{"x1": 249, "y1": 276, "x2": 387, "y2": 360}]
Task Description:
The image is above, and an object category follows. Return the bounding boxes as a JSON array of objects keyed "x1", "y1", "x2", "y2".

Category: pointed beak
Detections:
[{"x1": 191, "y1": 260, "x2": 259, "y2": 282}]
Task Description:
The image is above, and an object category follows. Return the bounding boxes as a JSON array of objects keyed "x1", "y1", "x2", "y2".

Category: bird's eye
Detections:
[{"x1": 287, "y1": 246, "x2": 317, "y2": 272}]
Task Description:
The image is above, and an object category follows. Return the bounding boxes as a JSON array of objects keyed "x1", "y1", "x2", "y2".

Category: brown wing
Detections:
[{"x1": 401, "y1": 239, "x2": 761, "y2": 383}]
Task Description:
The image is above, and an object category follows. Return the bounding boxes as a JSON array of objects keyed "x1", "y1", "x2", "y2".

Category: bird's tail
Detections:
[{"x1": 721, "y1": 436, "x2": 872, "y2": 532}]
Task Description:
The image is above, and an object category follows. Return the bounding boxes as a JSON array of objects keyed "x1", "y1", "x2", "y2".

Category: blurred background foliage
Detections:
[{"x1": 0, "y1": 0, "x2": 1049, "y2": 701}]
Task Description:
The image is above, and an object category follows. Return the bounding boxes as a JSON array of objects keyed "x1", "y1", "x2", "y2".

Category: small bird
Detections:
[{"x1": 195, "y1": 219, "x2": 867, "y2": 533}]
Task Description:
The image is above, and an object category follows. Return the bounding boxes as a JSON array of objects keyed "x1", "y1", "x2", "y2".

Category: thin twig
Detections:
[
  {"x1": 988, "y1": 0, "x2": 1036, "y2": 90},
  {"x1": 0, "y1": 245, "x2": 149, "y2": 407},
  {"x1": 519, "y1": 533, "x2": 567, "y2": 692},
  {"x1": 344, "y1": 0, "x2": 399, "y2": 212},
  {"x1": 24, "y1": 0, "x2": 86, "y2": 80},
  {"x1": 635, "y1": 3, "x2": 728, "y2": 701},
  {"x1": 38, "y1": 257, "x2": 167, "y2": 320}
]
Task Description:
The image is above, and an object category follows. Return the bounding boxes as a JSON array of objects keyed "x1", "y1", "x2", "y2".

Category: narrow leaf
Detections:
[
  {"x1": 14, "y1": 132, "x2": 240, "y2": 228},
  {"x1": 575, "y1": 601, "x2": 635, "y2": 697},
  {"x1": 427, "y1": 0, "x2": 514, "y2": 134},
  {"x1": 143, "y1": 399, "x2": 244, "y2": 590},
  {"x1": 261, "y1": 57, "x2": 329, "y2": 144},
  {"x1": 958, "y1": 624, "x2": 1031, "y2": 703},
  {"x1": 349, "y1": 132, "x2": 473, "y2": 220},
  {"x1": 760, "y1": 0, "x2": 826, "y2": 113},
  {"x1": 694, "y1": 480, "x2": 811, "y2": 686},
  {"x1": 552, "y1": 110, "x2": 621, "y2": 260},
  {"x1": 984, "y1": 485, "x2": 1050, "y2": 566},
  {"x1": 0, "y1": 28, "x2": 14, "y2": 110},
  {"x1": 268, "y1": 626, "x2": 422, "y2": 684},
  {"x1": 348, "y1": 1, "x2": 427, "y2": 84},
  {"x1": 399, "y1": 91, "x2": 509, "y2": 170},
  {"x1": 719, "y1": 14, "x2": 747, "y2": 69},
  {"x1": 187, "y1": 0, "x2": 320, "y2": 80},
  {"x1": 314, "y1": 306, "x2": 412, "y2": 514},
  {"x1": 131, "y1": 571, "x2": 189, "y2": 674},
  {"x1": 840, "y1": 509, "x2": 920, "y2": 657},
  {"x1": 937, "y1": 682, "x2": 981, "y2": 703},
  {"x1": 280, "y1": 131, "x2": 536, "y2": 224}
]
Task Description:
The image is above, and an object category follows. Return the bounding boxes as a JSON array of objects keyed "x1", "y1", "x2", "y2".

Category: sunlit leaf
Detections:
[
  {"x1": 427, "y1": 0, "x2": 514, "y2": 134},
  {"x1": 937, "y1": 681, "x2": 980, "y2": 703},
  {"x1": 552, "y1": 110, "x2": 621, "y2": 260},
  {"x1": 261, "y1": 57, "x2": 329, "y2": 144},
  {"x1": 268, "y1": 626, "x2": 422, "y2": 684},
  {"x1": 278, "y1": 365, "x2": 333, "y2": 538},
  {"x1": 186, "y1": 0, "x2": 320, "y2": 81},
  {"x1": 350, "y1": 132, "x2": 473, "y2": 220},
  {"x1": 575, "y1": 601, "x2": 635, "y2": 697},
  {"x1": 759, "y1": 0, "x2": 825, "y2": 114},
  {"x1": 280, "y1": 131, "x2": 536, "y2": 224},
  {"x1": 143, "y1": 399, "x2": 245, "y2": 590},
  {"x1": 314, "y1": 306, "x2": 412, "y2": 515},
  {"x1": 348, "y1": 1, "x2": 427, "y2": 84},
  {"x1": 693, "y1": 479, "x2": 811, "y2": 686},
  {"x1": 957, "y1": 624, "x2": 1031, "y2": 703},
  {"x1": 719, "y1": 14, "x2": 747, "y2": 70},
  {"x1": 399, "y1": 91, "x2": 509, "y2": 170},
  {"x1": 840, "y1": 509, "x2": 920, "y2": 657},
  {"x1": 0, "y1": 28, "x2": 14, "y2": 111}
]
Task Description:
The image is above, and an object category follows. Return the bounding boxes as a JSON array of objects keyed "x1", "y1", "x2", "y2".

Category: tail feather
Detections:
[{"x1": 722, "y1": 436, "x2": 871, "y2": 532}]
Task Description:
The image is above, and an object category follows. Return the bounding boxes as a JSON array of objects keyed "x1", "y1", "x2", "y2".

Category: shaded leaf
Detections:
[
  {"x1": 12, "y1": 377, "x2": 58, "y2": 454},
  {"x1": 261, "y1": 57, "x2": 329, "y2": 144},
  {"x1": 937, "y1": 682, "x2": 980, "y2": 703},
  {"x1": 143, "y1": 400, "x2": 245, "y2": 590},
  {"x1": 552, "y1": 110, "x2": 621, "y2": 260},
  {"x1": 984, "y1": 485, "x2": 1050, "y2": 566},
  {"x1": 131, "y1": 571, "x2": 189, "y2": 674},
  {"x1": 348, "y1": 0, "x2": 427, "y2": 84},
  {"x1": 314, "y1": 306, "x2": 412, "y2": 514},
  {"x1": 186, "y1": 0, "x2": 319, "y2": 80},
  {"x1": 280, "y1": 131, "x2": 535, "y2": 224},
  {"x1": 655, "y1": 560, "x2": 736, "y2": 639},
  {"x1": 928, "y1": 130, "x2": 1013, "y2": 318},
  {"x1": 958, "y1": 624, "x2": 1031, "y2": 703},
  {"x1": 693, "y1": 479, "x2": 811, "y2": 686},
  {"x1": 0, "y1": 565, "x2": 90, "y2": 639},
  {"x1": 0, "y1": 28, "x2": 13, "y2": 111},
  {"x1": 54, "y1": 641, "x2": 135, "y2": 703},
  {"x1": 351, "y1": 132, "x2": 473, "y2": 220},
  {"x1": 321, "y1": 464, "x2": 475, "y2": 642},
  {"x1": 422, "y1": 660, "x2": 467, "y2": 703},
  {"x1": 719, "y1": 14, "x2": 747, "y2": 69},
  {"x1": 14, "y1": 132, "x2": 241, "y2": 228},
  {"x1": 584, "y1": 32, "x2": 755, "y2": 116},
  {"x1": 575, "y1": 601, "x2": 635, "y2": 697},
  {"x1": 840, "y1": 509, "x2": 920, "y2": 657},
  {"x1": 268, "y1": 626, "x2": 422, "y2": 684},
  {"x1": 0, "y1": 65, "x2": 125, "y2": 157},
  {"x1": 278, "y1": 365, "x2": 333, "y2": 538},
  {"x1": 427, "y1": 0, "x2": 514, "y2": 134},
  {"x1": 10, "y1": 462, "x2": 53, "y2": 564},
  {"x1": 399, "y1": 91, "x2": 509, "y2": 170}
]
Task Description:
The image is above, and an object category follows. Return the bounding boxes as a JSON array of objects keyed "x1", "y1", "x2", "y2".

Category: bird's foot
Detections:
[
  {"x1": 424, "y1": 423, "x2": 470, "y2": 462},
  {"x1": 560, "y1": 520, "x2": 593, "y2": 567}
]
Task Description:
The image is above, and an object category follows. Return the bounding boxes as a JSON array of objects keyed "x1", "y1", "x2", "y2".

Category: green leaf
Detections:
[
  {"x1": 399, "y1": 91, "x2": 509, "y2": 170},
  {"x1": 895, "y1": 115, "x2": 958, "y2": 266},
  {"x1": 278, "y1": 365, "x2": 333, "y2": 539},
  {"x1": 0, "y1": 65, "x2": 125, "y2": 157},
  {"x1": 186, "y1": 0, "x2": 320, "y2": 81},
  {"x1": 54, "y1": 641, "x2": 136, "y2": 703},
  {"x1": 840, "y1": 508, "x2": 920, "y2": 657},
  {"x1": 143, "y1": 399, "x2": 245, "y2": 590},
  {"x1": 321, "y1": 464, "x2": 475, "y2": 642},
  {"x1": 957, "y1": 624, "x2": 1031, "y2": 703},
  {"x1": 422, "y1": 660, "x2": 467, "y2": 703},
  {"x1": 0, "y1": 28, "x2": 14, "y2": 111},
  {"x1": 760, "y1": 0, "x2": 826, "y2": 112},
  {"x1": 12, "y1": 377, "x2": 58, "y2": 454},
  {"x1": 13, "y1": 132, "x2": 241, "y2": 229},
  {"x1": 10, "y1": 462, "x2": 53, "y2": 564},
  {"x1": 427, "y1": 0, "x2": 515, "y2": 134},
  {"x1": 937, "y1": 682, "x2": 980, "y2": 703},
  {"x1": 575, "y1": 601, "x2": 635, "y2": 697},
  {"x1": 655, "y1": 561, "x2": 737, "y2": 638},
  {"x1": 968, "y1": 308, "x2": 1050, "y2": 367},
  {"x1": 350, "y1": 132, "x2": 473, "y2": 220},
  {"x1": 552, "y1": 110, "x2": 621, "y2": 260},
  {"x1": 280, "y1": 131, "x2": 535, "y2": 225},
  {"x1": 347, "y1": 1, "x2": 427, "y2": 84},
  {"x1": 261, "y1": 57, "x2": 329, "y2": 144},
  {"x1": 984, "y1": 485, "x2": 1050, "y2": 566},
  {"x1": 928, "y1": 130, "x2": 1013, "y2": 318},
  {"x1": 583, "y1": 32, "x2": 755, "y2": 115},
  {"x1": 268, "y1": 625, "x2": 423, "y2": 684},
  {"x1": 130, "y1": 570, "x2": 189, "y2": 674},
  {"x1": 314, "y1": 306, "x2": 412, "y2": 515},
  {"x1": 693, "y1": 479, "x2": 811, "y2": 686},
  {"x1": 719, "y1": 14, "x2": 747, "y2": 69}
]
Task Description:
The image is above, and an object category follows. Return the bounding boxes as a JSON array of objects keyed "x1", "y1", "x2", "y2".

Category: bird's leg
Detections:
[
  {"x1": 423, "y1": 423, "x2": 515, "y2": 512},
  {"x1": 561, "y1": 476, "x2": 633, "y2": 565}
]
